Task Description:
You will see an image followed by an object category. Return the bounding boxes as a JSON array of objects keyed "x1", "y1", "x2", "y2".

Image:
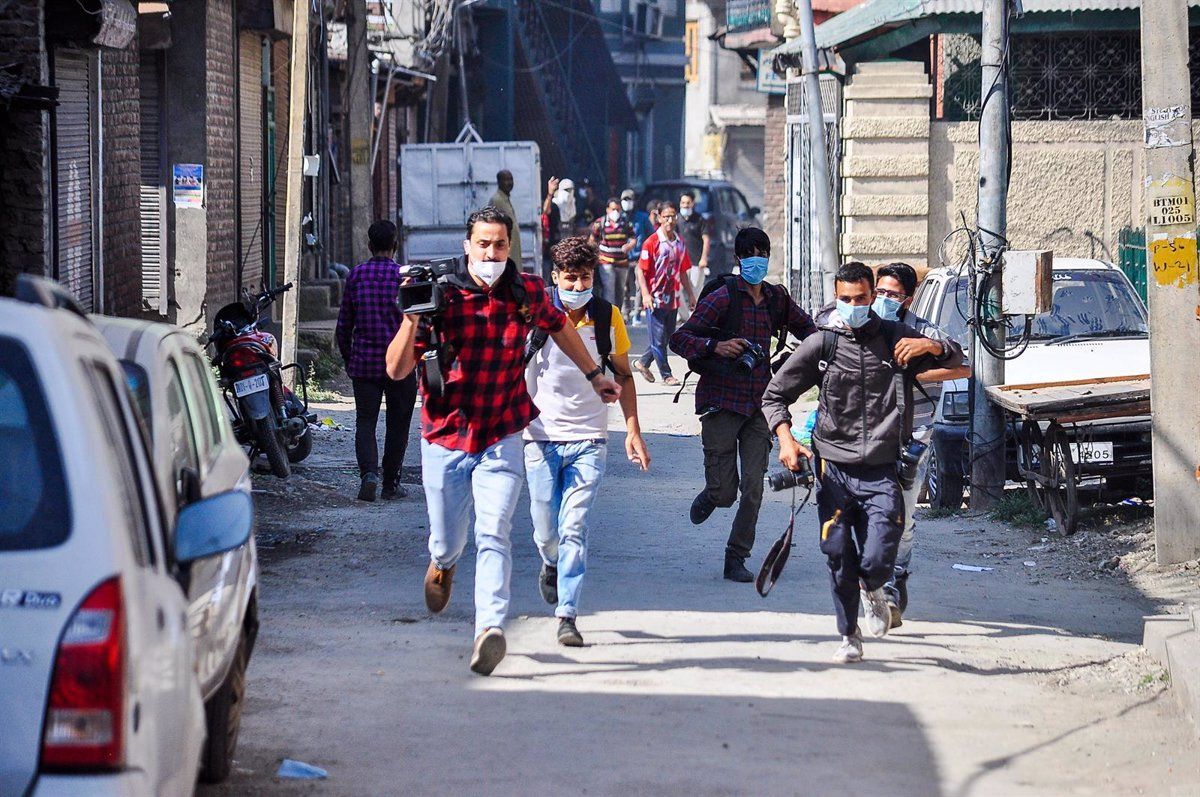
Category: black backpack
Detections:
[
  {"x1": 523, "y1": 288, "x2": 616, "y2": 374},
  {"x1": 680, "y1": 274, "x2": 791, "y2": 377}
]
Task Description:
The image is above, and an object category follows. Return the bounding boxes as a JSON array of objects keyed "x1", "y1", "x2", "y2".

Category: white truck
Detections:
[{"x1": 399, "y1": 139, "x2": 543, "y2": 274}]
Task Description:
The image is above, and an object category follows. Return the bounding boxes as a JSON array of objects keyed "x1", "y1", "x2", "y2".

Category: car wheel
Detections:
[
  {"x1": 199, "y1": 634, "x2": 249, "y2": 784},
  {"x1": 927, "y1": 444, "x2": 964, "y2": 511},
  {"x1": 286, "y1": 425, "x2": 313, "y2": 464}
]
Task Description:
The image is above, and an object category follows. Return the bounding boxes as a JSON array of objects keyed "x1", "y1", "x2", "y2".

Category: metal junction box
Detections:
[{"x1": 1002, "y1": 250, "x2": 1053, "y2": 315}]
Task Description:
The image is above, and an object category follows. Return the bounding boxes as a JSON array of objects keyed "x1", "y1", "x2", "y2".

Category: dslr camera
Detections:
[
  {"x1": 897, "y1": 438, "x2": 928, "y2": 490},
  {"x1": 734, "y1": 341, "x2": 768, "y2": 374},
  {"x1": 768, "y1": 457, "x2": 814, "y2": 492},
  {"x1": 397, "y1": 258, "x2": 459, "y2": 315}
]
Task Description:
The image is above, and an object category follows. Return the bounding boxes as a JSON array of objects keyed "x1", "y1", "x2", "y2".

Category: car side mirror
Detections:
[{"x1": 174, "y1": 491, "x2": 253, "y2": 564}]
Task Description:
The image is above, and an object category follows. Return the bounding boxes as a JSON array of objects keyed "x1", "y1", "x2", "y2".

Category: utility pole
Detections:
[
  {"x1": 968, "y1": 0, "x2": 1010, "y2": 509},
  {"x1": 279, "y1": 0, "x2": 310, "y2": 384},
  {"x1": 794, "y1": 0, "x2": 838, "y2": 304},
  {"x1": 347, "y1": 0, "x2": 372, "y2": 260},
  {"x1": 1140, "y1": 0, "x2": 1200, "y2": 564}
]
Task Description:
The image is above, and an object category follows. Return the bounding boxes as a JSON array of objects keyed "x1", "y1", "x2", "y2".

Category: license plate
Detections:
[
  {"x1": 234, "y1": 374, "x2": 269, "y2": 397},
  {"x1": 1071, "y1": 441, "x2": 1113, "y2": 465}
]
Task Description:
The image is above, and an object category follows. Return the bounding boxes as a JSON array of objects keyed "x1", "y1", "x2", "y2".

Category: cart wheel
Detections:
[
  {"x1": 1019, "y1": 421, "x2": 1048, "y2": 512},
  {"x1": 1042, "y1": 423, "x2": 1078, "y2": 536}
]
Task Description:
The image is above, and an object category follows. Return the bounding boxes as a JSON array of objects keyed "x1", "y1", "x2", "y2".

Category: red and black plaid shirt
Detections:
[
  {"x1": 414, "y1": 259, "x2": 566, "y2": 453},
  {"x1": 670, "y1": 280, "x2": 817, "y2": 417}
]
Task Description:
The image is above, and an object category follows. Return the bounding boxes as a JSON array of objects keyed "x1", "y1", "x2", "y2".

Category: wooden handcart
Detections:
[{"x1": 985, "y1": 375, "x2": 1151, "y2": 535}]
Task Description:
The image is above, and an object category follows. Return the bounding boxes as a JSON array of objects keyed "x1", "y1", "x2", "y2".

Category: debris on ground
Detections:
[{"x1": 277, "y1": 759, "x2": 328, "y2": 779}]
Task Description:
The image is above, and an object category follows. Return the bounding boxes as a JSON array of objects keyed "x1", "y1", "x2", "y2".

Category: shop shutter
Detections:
[
  {"x1": 139, "y1": 51, "x2": 168, "y2": 315},
  {"x1": 53, "y1": 48, "x2": 98, "y2": 312},
  {"x1": 239, "y1": 33, "x2": 265, "y2": 291}
]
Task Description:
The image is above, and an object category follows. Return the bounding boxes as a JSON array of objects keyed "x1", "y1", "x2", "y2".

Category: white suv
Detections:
[{"x1": 0, "y1": 278, "x2": 253, "y2": 796}]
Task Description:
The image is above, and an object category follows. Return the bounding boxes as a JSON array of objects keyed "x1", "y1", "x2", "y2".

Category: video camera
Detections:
[{"x1": 397, "y1": 258, "x2": 459, "y2": 315}]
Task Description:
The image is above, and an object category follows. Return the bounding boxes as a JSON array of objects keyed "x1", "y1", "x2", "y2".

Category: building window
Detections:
[
  {"x1": 685, "y1": 20, "x2": 699, "y2": 83},
  {"x1": 939, "y1": 30, "x2": 1155, "y2": 121},
  {"x1": 629, "y1": 1, "x2": 664, "y2": 38}
]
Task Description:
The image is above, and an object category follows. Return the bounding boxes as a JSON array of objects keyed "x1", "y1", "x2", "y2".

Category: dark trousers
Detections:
[
  {"x1": 815, "y1": 458, "x2": 905, "y2": 636},
  {"x1": 639, "y1": 307, "x2": 678, "y2": 378},
  {"x1": 701, "y1": 409, "x2": 771, "y2": 562},
  {"x1": 351, "y1": 374, "x2": 417, "y2": 482}
]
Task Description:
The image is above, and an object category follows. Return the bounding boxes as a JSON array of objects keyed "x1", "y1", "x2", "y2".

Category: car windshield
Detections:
[
  {"x1": 640, "y1": 185, "x2": 711, "y2": 215},
  {"x1": 939, "y1": 270, "x2": 1148, "y2": 347},
  {"x1": 0, "y1": 337, "x2": 70, "y2": 551}
]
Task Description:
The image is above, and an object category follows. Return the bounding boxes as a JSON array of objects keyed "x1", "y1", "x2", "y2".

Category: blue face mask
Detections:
[
  {"x1": 557, "y1": 287, "x2": 593, "y2": 310},
  {"x1": 836, "y1": 300, "x2": 872, "y2": 329},
  {"x1": 871, "y1": 295, "x2": 903, "y2": 321},
  {"x1": 739, "y1": 256, "x2": 769, "y2": 285}
]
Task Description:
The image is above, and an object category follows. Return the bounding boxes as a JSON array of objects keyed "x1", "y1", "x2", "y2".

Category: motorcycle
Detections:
[{"x1": 208, "y1": 283, "x2": 317, "y2": 478}]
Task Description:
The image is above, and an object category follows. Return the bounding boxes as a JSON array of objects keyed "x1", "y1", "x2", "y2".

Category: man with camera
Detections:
[
  {"x1": 813, "y1": 262, "x2": 963, "y2": 627},
  {"x1": 385, "y1": 206, "x2": 621, "y2": 676},
  {"x1": 762, "y1": 262, "x2": 963, "y2": 664},
  {"x1": 669, "y1": 228, "x2": 817, "y2": 582}
]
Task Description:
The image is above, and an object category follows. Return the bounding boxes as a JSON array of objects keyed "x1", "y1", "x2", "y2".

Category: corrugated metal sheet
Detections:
[
  {"x1": 239, "y1": 32, "x2": 265, "y2": 291},
  {"x1": 53, "y1": 48, "x2": 97, "y2": 313},
  {"x1": 140, "y1": 50, "x2": 167, "y2": 315},
  {"x1": 769, "y1": 0, "x2": 1198, "y2": 54}
]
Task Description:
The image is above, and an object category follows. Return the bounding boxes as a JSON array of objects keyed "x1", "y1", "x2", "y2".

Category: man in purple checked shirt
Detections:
[{"x1": 335, "y1": 220, "x2": 418, "y2": 502}]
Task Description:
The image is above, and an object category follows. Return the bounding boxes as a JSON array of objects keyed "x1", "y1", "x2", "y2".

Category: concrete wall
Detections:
[
  {"x1": 101, "y1": 39, "x2": 143, "y2": 317},
  {"x1": 205, "y1": 0, "x2": 238, "y2": 317},
  {"x1": 0, "y1": 0, "x2": 49, "y2": 296},
  {"x1": 683, "y1": 0, "x2": 716, "y2": 175},
  {"x1": 929, "y1": 120, "x2": 1143, "y2": 266},
  {"x1": 763, "y1": 92, "x2": 787, "y2": 279}
]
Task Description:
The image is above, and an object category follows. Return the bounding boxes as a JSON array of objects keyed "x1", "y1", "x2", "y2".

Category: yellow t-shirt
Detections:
[{"x1": 524, "y1": 305, "x2": 630, "y2": 442}]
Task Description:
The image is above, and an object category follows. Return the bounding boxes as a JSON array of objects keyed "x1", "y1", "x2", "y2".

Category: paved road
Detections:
[{"x1": 203, "y1": 332, "x2": 1198, "y2": 796}]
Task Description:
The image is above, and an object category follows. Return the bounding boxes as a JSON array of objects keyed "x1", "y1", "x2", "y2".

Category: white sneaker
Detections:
[
  {"x1": 861, "y1": 586, "x2": 892, "y2": 638},
  {"x1": 833, "y1": 632, "x2": 863, "y2": 663}
]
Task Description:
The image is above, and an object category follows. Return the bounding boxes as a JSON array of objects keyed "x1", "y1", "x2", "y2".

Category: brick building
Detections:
[{"x1": 0, "y1": 0, "x2": 299, "y2": 334}]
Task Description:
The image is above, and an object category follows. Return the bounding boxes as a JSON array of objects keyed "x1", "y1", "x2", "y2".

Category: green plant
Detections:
[
  {"x1": 988, "y1": 490, "x2": 1046, "y2": 528},
  {"x1": 303, "y1": 370, "x2": 342, "y2": 403}
]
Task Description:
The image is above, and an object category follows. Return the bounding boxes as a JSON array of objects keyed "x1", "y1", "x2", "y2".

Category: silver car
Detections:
[{"x1": 93, "y1": 317, "x2": 259, "y2": 784}]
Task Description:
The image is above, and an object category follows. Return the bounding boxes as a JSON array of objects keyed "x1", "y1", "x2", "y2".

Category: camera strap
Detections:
[{"x1": 756, "y1": 482, "x2": 814, "y2": 598}]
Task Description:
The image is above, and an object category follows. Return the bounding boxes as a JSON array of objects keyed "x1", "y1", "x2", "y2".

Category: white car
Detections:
[
  {"x1": 0, "y1": 277, "x2": 253, "y2": 796},
  {"x1": 93, "y1": 317, "x2": 258, "y2": 784},
  {"x1": 911, "y1": 258, "x2": 1152, "y2": 515}
]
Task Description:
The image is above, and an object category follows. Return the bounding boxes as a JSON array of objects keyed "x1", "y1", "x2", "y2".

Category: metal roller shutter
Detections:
[
  {"x1": 239, "y1": 33, "x2": 266, "y2": 291},
  {"x1": 53, "y1": 48, "x2": 98, "y2": 312},
  {"x1": 139, "y1": 51, "x2": 168, "y2": 315}
]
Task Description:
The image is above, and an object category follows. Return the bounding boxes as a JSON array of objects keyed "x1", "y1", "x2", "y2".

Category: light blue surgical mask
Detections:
[
  {"x1": 871, "y1": 295, "x2": 903, "y2": 321},
  {"x1": 739, "y1": 256, "x2": 769, "y2": 285},
  {"x1": 836, "y1": 300, "x2": 872, "y2": 329},
  {"x1": 558, "y1": 287, "x2": 593, "y2": 310}
]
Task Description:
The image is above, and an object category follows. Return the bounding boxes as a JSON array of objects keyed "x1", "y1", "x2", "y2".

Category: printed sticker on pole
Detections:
[
  {"x1": 1146, "y1": 176, "x2": 1196, "y2": 227},
  {"x1": 1148, "y1": 232, "x2": 1199, "y2": 288}
]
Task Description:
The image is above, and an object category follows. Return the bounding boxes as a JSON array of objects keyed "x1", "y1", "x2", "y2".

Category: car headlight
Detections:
[{"x1": 942, "y1": 390, "x2": 970, "y2": 421}]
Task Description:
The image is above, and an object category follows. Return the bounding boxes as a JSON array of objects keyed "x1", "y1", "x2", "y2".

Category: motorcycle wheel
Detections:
[
  {"x1": 253, "y1": 414, "x2": 291, "y2": 478},
  {"x1": 286, "y1": 426, "x2": 313, "y2": 464}
]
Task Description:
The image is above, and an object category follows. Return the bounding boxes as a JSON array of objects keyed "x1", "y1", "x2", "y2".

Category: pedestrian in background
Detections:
[
  {"x1": 335, "y1": 220, "x2": 418, "y2": 502},
  {"x1": 590, "y1": 197, "x2": 636, "y2": 314},
  {"x1": 677, "y1": 191, "x2": 711, "y2": 323},
  {"x1": 541, "y1": 176, "x2": 563, "y2": 282},
  {"x1": 490, "y1": 169, "x2": 522, "y2": 268},
  {"x1": 633, "y1": 201, "x2": 697, "y2": 386}
]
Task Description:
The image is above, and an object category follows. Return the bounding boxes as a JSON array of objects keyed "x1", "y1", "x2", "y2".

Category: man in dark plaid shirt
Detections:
[
  {"x1": 335, "y1": 220, "x2": 418, "y2": 503},
  {"x1": 670, "y1": 228, "x2": 817, "y2": 582},
  {"x1": 386, "y1": 206, "x2": 620, "y2": 676}
]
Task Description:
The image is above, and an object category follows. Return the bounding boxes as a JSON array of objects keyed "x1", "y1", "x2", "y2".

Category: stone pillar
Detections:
[{"x1": 840, "y1": 61, "x2": 932, "y2": 272}]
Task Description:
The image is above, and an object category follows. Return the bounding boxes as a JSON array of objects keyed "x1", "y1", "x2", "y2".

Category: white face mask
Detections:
[
  {"x1": 470, "y1": 259, "x2": 506, "y2": 287},
  {"x1": 607, "y1": 209, "x2": 620, "y2": 223},
  {"x1": 679, "y1": 207, "x2": 693, "y2": 219},
  {"x1": 621, "y1": 200, "x2": 634, "y2": 212}
]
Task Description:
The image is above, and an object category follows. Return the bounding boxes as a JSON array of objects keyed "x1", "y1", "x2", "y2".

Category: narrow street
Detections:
[{"x1": 204, "y1": 334, "x2": 1197, "y2": 797}]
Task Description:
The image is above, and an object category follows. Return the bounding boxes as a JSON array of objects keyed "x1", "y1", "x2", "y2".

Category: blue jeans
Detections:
[
  {"x1": 638, "y1": 307, "x2": 677, "y2": 378},
  {"x1": 524, "y1": 440, "x2": 607, "y2": 619},
  {"x1": 885, "y1": 441, "x2": 931, "y2": 601},
  {"x1": 422, "y1": 433, "x2": 525, "y2": 637}
]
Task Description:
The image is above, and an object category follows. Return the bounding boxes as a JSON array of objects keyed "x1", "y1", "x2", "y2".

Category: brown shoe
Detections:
[
  {"x1": 632, "y1": 360, "x2": 655, "y2": 382},
  {"x1": 470, "y1": 627, "x2": 506, "y2": 675},
  {"x1": 424, "y1": 561, "x2": 454, "y2": 613}
]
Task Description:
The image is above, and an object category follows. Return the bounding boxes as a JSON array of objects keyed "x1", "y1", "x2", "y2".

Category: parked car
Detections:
[
  {"x1": 640, "y1": 178, "x2": 762, "y2": 276},
  {"x1": 93, "y1": 317, "x2": 258, "y2": 783},
  {"x1": 0, "y1": 277, "x2": 254, "y2": 797},
  {"x1": 911, "y1": 258, "x2": 1152, "y2": 510}
]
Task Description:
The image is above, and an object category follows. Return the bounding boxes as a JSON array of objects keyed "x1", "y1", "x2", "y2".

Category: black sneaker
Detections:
[
  {"x1": 723, "y1": 556, "x2": 754, "y2": 583},
  {"x1": 380, "y1": 480, "x2": 407, "y2": 500},
  {"x1": 539, "y1": 563, "x2": 558, "y2": 605},
  {"x1": 690, "y1": 491, "x2": 716, "y2": 525},
  {"x1": 357, "y1": 472, "x2": 379, "y2": 502},
  {"x1": 557, "y1": 617, "x2": 584, "y2": 647}
]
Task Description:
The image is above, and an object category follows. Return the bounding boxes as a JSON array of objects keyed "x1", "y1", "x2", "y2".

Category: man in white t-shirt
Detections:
[{"x1": 525, "y1": 235, "x2": 651, "y2": 646}]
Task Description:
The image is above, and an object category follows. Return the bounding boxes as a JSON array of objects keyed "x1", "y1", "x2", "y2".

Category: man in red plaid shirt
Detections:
[{"x1": 386, "y1": 206, "x2": 621, "y2": 676}]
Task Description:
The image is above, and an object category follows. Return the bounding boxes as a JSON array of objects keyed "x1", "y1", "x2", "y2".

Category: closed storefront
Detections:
[
  {"x1": 139, "y1": 49, "x2": 167, "y2": 315},
  {"x1": 238, "y1": 31, "x2": 266, "y2": 290},
  {"x1": 52, "y1": 47, "x2": 100, "y2": 312}
]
